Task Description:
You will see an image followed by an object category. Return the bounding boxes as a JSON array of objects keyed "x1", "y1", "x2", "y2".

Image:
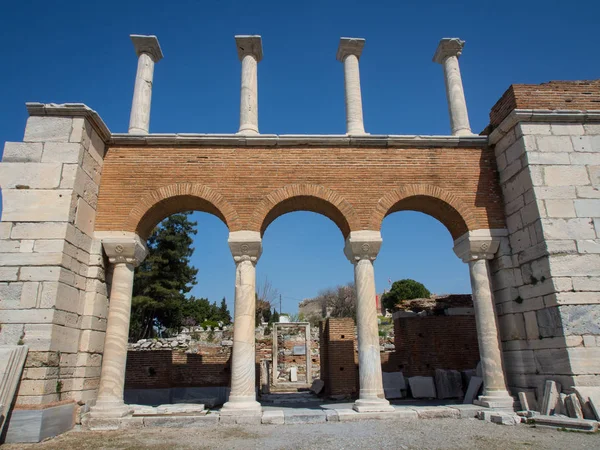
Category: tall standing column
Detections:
[
  {"x1": 345, "y1": 231, "x2": 394, "y2": 413},
  {"x1": 129, "y1": 35, "x2": 163, "y2": 135},
  {"x1": 454, "y1": 230, "x2": 515, "y2": 411},
  {"x1": 433, "y1": 38, "x2": 473, "y2": 136},
  {"x1": 235, "y1": 35, "x2": 263, "y2": 135},
  {"x1": 221, "y1": 231, "x2": 262, "y2": 417},
  {"x1": 337, "y1": 37, "x2": 367, "y2": 135},
  {"x1": 89, "y1": 235, "x2": 148, "y2": 418}
]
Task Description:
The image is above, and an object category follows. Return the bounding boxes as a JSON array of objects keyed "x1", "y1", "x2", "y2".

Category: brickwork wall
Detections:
[
  {"x1": 95, "y1": 146, "x2": 504, "y2": 240},
  {"x1": 0, "y1": 114, "x2": 109, "y2": 407},
  {"x1": 489, "y1": 80, "x2": 600, "y2": 129},
  {"x1": 319, "y1": 318, "x2": 357, "y2": 396},
  {"x1": 391, "y1": 316, "x2": 480, "y2": 376}
]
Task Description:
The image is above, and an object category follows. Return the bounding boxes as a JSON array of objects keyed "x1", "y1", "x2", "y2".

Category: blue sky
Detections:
[{"x1": 1, "y1": 0, "x2": 598, "y2": 314}]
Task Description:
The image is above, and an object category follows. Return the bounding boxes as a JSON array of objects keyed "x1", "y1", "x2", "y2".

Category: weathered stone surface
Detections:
[
  {"x1": 261, "y1": 409, "x2": 284, "y2": 424},
  {"x1": 0, "y1": 163, "x2": 62, "y2": 189},
  {"x1": 41, "y1": 143, "x2": 83, "y2": 164},
  {"x1": 565, "y1": 393, "x2": 584, "y2": 419},
  {"x1": 23, "y1": 117, "x2": 72, "y2": 142},
  {"x1": 0, "y1": 345, "x2": 29, "y2": 436},
  {"x1": 408, "y1": 376, "x2": 436, "y2": 399},
  {"x1": 382, "y1": 371, "x2": 405, "y2": 399},
  {"x1": 434, "y1": 369, "x2": 463, "y2": 399},
  {"x1": 560, "y1": 305, "x2": 600, "y2": 336},
  {"x1": 531, "y1": 414, "x2": 598, "y2": 433},
  {"x1": 463, "y1": 376, "x2": 482, "y2": 404},
  {"x1": 2, "y1": 142, "x2": 43, "y2": 162},
  {"x1": 490, "y1": 412, "x2": 520, "y2": 425},
  {"x1": 2, "y1": 190, "x2": 72, "y2": 222},
  {"x1": 310, "y1": 379, "x2": 324, "y2": 395},
  {"x1": 540, "y1": 380, "x2": 561, "y2": 415},
  {"x1": 573, "y1": 386, "x2": 600, "y2": 420}
]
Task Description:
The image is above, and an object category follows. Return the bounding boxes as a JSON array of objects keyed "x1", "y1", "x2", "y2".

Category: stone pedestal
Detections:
[
  {"x1": 454, "y1": 230, "x2": 515, "y2": 411},
  {"x1": 337, "y1": 38, "x2": 367, "y2": 135},
  {"x1": 129, "y1": 35, "x2": 163, "y2": 135},
  {"x1": 345, "y1": 231, "x2": 394, "y2": 413},
  {"x1": 235, "y1": 36, "x2": 262, "y2": 135},
  {"x1": 220, "y1": 231, "x2": 262, "y2": 417},
  {"x1": 433, "y1": 38, "x2": 472, "y2": 136},
  {"x1": 89, "y1": 234, "x2": 147, "y2": 419}
]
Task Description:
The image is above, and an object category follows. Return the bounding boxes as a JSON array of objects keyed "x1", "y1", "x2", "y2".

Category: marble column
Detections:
[
  {"x1": 337, "y1": 38, "x2": 367, "y2": 135},
  {"x1": 235, "y1": 36, "x2": 263, "y2": 135},
  {"x1": 90, "y1": 234, "x2": 148, "y2": 418},
  {"x1": 221, "y1": 231, "x2": 262, "y2": 416},
  {"x1": 129, "y1": 35, "x2": 163, "y2": 135},
  {"x1": 345, "y1": 231, "x2": 394, "y2": 412},
  {"x1": 433, "y1": 38, "x2": 473, "y2": 136},
  {"x1": 453, "y1": 230, "x2": 515, "y2": 410}
]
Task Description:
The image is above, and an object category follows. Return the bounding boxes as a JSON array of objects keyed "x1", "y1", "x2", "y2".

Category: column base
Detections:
[
  {"x1": 220, "y1": 399, "x2": 262, "y2": 416},
  {"x1": 474, "y1": 393, "x2": 516, "y2": 412},
  {"x1": 89, "y1": 399, "x2": 133, "y2": 418},
  {"x1": 236, "y1": 128, "x2": 259, "y2": 136},
  {"x1": 353, "y1": 398, "x2": 395, "y2": 413}
]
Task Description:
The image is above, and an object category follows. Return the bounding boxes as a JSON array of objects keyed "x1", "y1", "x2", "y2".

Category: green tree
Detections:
[
  {"x1": 381, "y1": 279, "x2": 431, "y2": 311},
  {"x1": 218, "y1": 297, "x2": 232, "y2": 325},
  {"x1": 271, "y1": 309, "x2": 280, "y2": 324},
  {"x1": 130, "y1": 212, "x2": 198, "y2": 341}
]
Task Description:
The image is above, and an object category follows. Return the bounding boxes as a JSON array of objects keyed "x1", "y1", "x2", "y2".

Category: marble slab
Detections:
[
  {"x1": 408, "y1": 376, "x2": 436, "y2": 399},
  {"x1": 0, "y1": 345, "x2": 28, "y2": 437}
]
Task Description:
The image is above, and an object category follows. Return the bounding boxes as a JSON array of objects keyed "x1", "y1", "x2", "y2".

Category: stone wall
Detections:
[
  {"x1": 0, "y1": 107, "x2": 110, "y2": 407},
  {"x1": 489, "y1": 86, "x2": 600, "y2": 398}
]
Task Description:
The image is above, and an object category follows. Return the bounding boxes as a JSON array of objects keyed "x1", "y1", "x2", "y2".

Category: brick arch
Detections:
[
  {"x1": 370, "y1": 184, "x2": 477, "y2": 240},
  {"x1": 126, "y1": 183, "x2": 241, "y2": 239},
  {"x1": 250, "y1": 184, "x2": 360, "y2": 238}
]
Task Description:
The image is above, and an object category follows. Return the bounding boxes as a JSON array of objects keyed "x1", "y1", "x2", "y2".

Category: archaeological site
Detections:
[{"x1": 1, "y1": 34, "x2": 600, "y2": 442}]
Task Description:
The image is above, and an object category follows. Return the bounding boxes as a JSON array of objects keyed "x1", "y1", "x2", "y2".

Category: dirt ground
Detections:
[{"x1": 4, "y1": 418, "x2": 599, "y2": 450}]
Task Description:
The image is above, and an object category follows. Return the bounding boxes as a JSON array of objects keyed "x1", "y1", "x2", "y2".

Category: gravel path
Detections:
[{"x1": 5, "y1": 418, "x2": 599, "y2": 450}]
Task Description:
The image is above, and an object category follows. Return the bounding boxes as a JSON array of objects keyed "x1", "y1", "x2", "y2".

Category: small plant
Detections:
[
  {"x1": 207, "y1": 329, "x2": 215, "y2": 342},
  {"x1": 56, "y1": 380, "x2": 63, "y2": 401},
  {"x1": 530, "y1": 276, "x2": 538, "y2": 285}
]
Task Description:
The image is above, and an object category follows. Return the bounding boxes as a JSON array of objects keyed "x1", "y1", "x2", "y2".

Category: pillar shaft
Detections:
[
  {"x1": 469, "y1": 259, "x2": 511, "y2": 397},
  {"x1": 337, "y1": 38, "x2": 367, "y2": 135},
  {"x1": 433, "y1": 38, "x2": 472, "y2": 136},
  {"x1": 344, "y1": 231, "x2": 393, "y2": 413},
  {"x1": 221, "y1": 231, "x2": 262, "y2": 415},
  {"x1": 453, "y1": 229, "x2": 514, "y2": 411},
  {"x1": 343, "y1": 54, "x2": 366, "y2": 134},
  {"x1": 239, "y1": 54, "x2": 259, "y2": 134},
  {"x1": 235, "y1": 36, "x2": 262, "y2": 136},
  {"x1": 128, "y1": 35, "x2": 163, "y2": 135},
  {"x1": 90, "y1": 234, "x2": 148, "y2": 418},
  {"x1": 129, "y1": 53, "x2": 155, "y2": 134},
  {"x1": 95, "y1": 262, "x2": 135, "y2": 413},
  {"x1": 442, "y1": 55, "x2": 471, "y2": 136}
]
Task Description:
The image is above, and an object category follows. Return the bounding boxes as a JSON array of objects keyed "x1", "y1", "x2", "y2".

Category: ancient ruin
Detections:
[{"x1": 1, "y1": 34, "x2": 599, "y2": 441}]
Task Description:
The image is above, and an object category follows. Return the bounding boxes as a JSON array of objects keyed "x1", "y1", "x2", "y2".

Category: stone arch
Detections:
[
  {"x1": 370, "y1": 184, "x2": 477, "y2": 240},
  {"x1": 126, "y1": 183, "x2": 241, "y2": 239},
  {"x1": 250, "y1": 184, "x2": 360, "y2": 238}
]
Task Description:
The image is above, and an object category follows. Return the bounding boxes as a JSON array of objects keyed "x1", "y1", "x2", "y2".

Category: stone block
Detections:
[
  {"x1": 2, "y1": 190, "x2": 72, "y2": 222},
  {"x1": 499, "y1": 314, "x2": 526, "y2": 340},
  {"x1": 518, "y1": 391, "x2": 537, "y2": 411},
  {"x1": 573, "y1": 386, "x2": 600, "y2": 420},
  {"x1": 523, "y1": 311, "x2": 539, "y2": 340},
  {"x1": 78, "y1": 330, "x2": 105, "y2": 353},
  {"x1": 551, "y1": 124, "x2": 585, "y2": 136},
  {"x1": 549, "y1": 254, "x2": 600, "y2": 277},
  {"x1": 574, "y1": 199, "x2": 600, "y2": 217},
  {"x1": 0, "y1": 252, "x2": 66, "y2": 267},
  {"x1": 75, "y1": 198, "x2": 96, "y2": 237},
  {"x1": 40, "y1": 282, "x2": 80, "y2": 313},
  {"x1": 545, "y1": 200, "x2": 576, "y2": 218},
  {"x1": 261, "y1": 409, "x2": 285, "y2": 424},
  {"x1": 490, "y1": 412, "x2": 520, "y2": 425},
  {"x1": 544, "y1": 166, "x2": 589, "y2": 186},
  {"x1": 542, "y1": 218, "x2": 596, "y2": 240},
  {"x1": 310, "y1": 379, "x2": 324, "y2": 395},
  {"x1": 572, "y1": 277, "x2": 600, "y2": 291},
  {"x1": 412, "y1": 406, "x2": 459, "y2": 419},
  {"x1": 570, "y1": 153, "x2": 600, "y2": 165},
  {"x1": 536, "y1": 135, "x2": 573, "y2": 153},
  {"x1": 23, "y1": 117, "x2": 72, "y2": 142},
  {"x1": 10, "y1": 223, "x2": 69, "y2": 240},
  {"x1": 530, "y1": 414, "x2": 598, "y2": 433},
  {"x1": 2, "y1": 142, "x2": 43, "y2": 162},
  {"x1": 41, "y1": 143, "x2": 83, "y2": 164},
  {"x1": 0, "y1": 267, "x2": 19, "y2": 281},
  {"x1": 527, "y1": 152, "x2": 570, "y2": 165},
  {"x1": 536, "y1": 186, "x2": 576, "y2": 199},
  {"x1": 565, "y1": 393, "x2": 584, "y2": 419},
  {"x1": 21, "y1": 282, "x2": 40, "y2": 308},
  {"x1": 0, "y1": 163, "x2": 62, "y2": 189},
  {"x1": 382, "y1": 371, "x2": 406, "y2": 399},
  {"x1": 540, "y1": 380, "x2": 561, "y2": 415},
  {"x1": 0, "y1": 324, "x2": 24, "y2": 346},
  {"x1": 408, "y1": 376, "x2": 436, "y2": 399},
  {"x1": 577, "y1": 239, "x2": 600, "y2": 253},
  {"x1": 589, "y1": 166, "x2": 600, "y2": 186},
  {"x1": 24, "y1": 324, "x2": 79, "y2": 353},
  {"x1": 576, "y1": 186, "x2": 600, "y2": 199},
  {"x1": 434, "y1": 369, "x2": 463, "y2": 399},
  {"x1": 517, "y1": 123, "x2": 552, "y2": 137}
]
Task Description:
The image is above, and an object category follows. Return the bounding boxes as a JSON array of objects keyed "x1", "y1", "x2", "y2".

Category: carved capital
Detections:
[
  {"x1": 235, "y1": 35, "x2": 263, "y2": 62},
  {"x1": 433, "y1": 37, "x2": 465, "y2": 64},
  {"x1": 102, "y1": 234, "x2": 148, "y2": 267},
  {"x1": 453, "y1": 229, "x2": 507, "y2": 263},
  {"x1": 130, "y1": 35, "x2": 163, "y2": 62},
  {"x1": 228, "y1": 231, "x2": 262, "y2": 264},
  {"x1": 344, "y1": 230, "x2": 382, "y2": 263},
  {"x1": 336, "y1": 37, "x2": 365, "y2": 62}
]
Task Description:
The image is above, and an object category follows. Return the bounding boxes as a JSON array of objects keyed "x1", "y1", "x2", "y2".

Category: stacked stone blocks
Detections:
[
  {"x1": 0, "y1": 111, "x2": 109, "y2": 407},
  {"x1": 490, "y1": 109, "x2": 600, "y2": 399}
]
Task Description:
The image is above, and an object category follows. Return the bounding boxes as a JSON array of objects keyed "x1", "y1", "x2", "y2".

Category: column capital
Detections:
[
  {"x1": 98, "y1": 232, "x2": 148, "y2": 266},
  {"x1": 130, "y1": 35, "x2": 163, "y2": 62},
  {"x1": 433, "y1": 37, "x2": 465, "y2": 64},
  {"x1": 228, "y1": 230, "x2": 262, "y2": 263},
  {"x1": 235, "y1": 35, "x2": 263, "y2": 62},
  {"x1": 453, "y1": 229, "x2": 507, "y2": 262},
  {"x1": 336, "y1": 37, "x2": 365, "y2": 62},
  {"x1": 344, "y1": 230, "x2": 382, "y2": 263}
]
